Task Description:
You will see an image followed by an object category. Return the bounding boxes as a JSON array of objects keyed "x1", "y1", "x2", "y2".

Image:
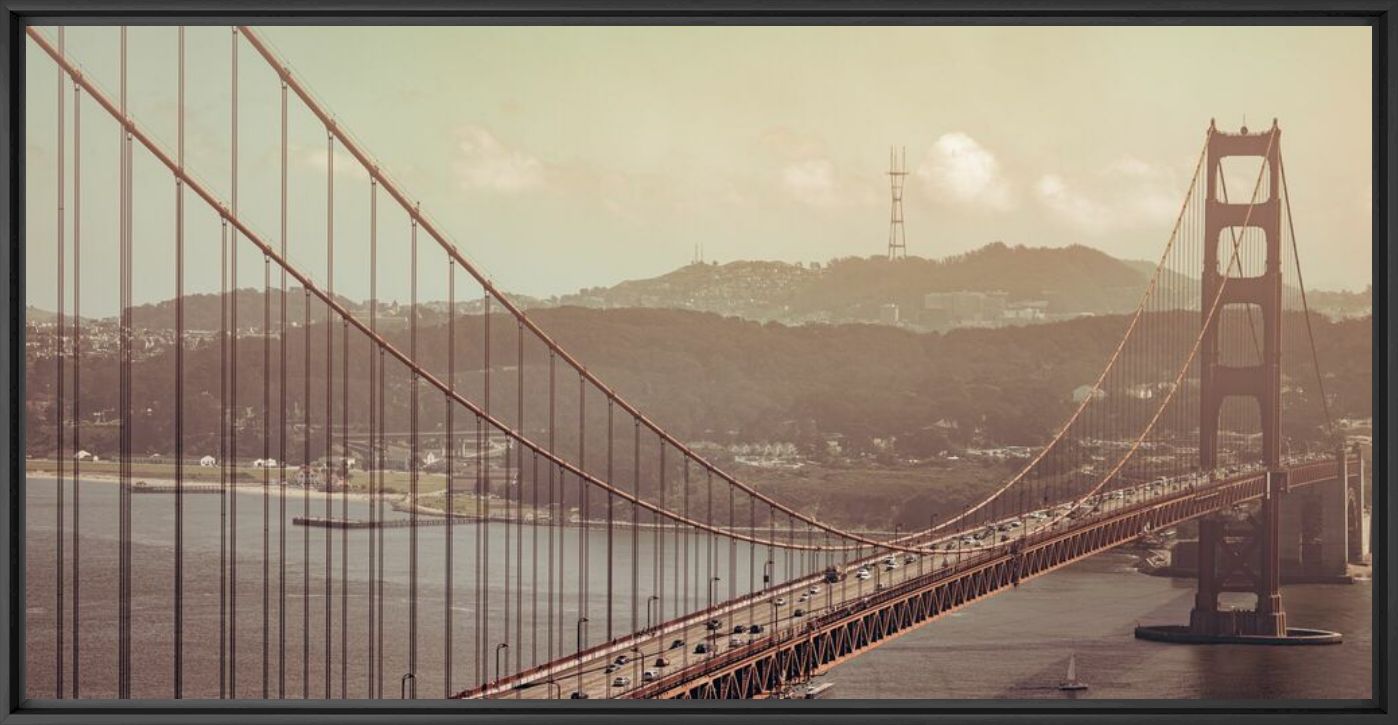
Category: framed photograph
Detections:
[{"x1": 2, "y1": 2, "x2": 1391, "y2": 723}]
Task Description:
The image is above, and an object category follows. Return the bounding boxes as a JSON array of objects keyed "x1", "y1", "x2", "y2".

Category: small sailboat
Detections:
[{"x1": 1059, "y1": 654, "x2": 1088, "y2": 692}]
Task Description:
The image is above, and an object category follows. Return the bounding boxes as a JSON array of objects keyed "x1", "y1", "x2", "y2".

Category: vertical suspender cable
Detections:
[
  {"x1": 218, "y1": 213, "x2": 228, "y2": 698},
  {"x1": 577, "y1": 375, "x2": 586, "y2": 648},
  {"x1": 501, "y1": 302, "x2": 511, "y2": 679},
  {"x1": 276, "y1": 73, "x2": 288, "y2": 700},
  {"x1": 366, "y1": 175, "x2": 377, "y2": 697},
  {"x1": 331, "y1": 169, "x2": 348, "y2": 697},
  {"x1": 605, "y1": 400, "x2": 614, "y2": 642},
  {"x1": 229, "y1": 28, "x2": 240, "y2": 696},
  {"x1": 54, "y1": 26, "x2": 66, "y2": 700},
  {"x1": 657, "y1": 442, "x2": 665, "y2": 626},
  {"x1": 70, "y1": 74, "x2": 82, "y2": 698},
  {"x1": 376, "y1": 337, "x2": 386, "y2": 694},
  {"x1": 531, "y1": 449, "x2": 539, "y2": 668},
  {"x1": 482, "y1": 294, "x2": 492, "y2": 683},
  {"x1": 445, "y1": 260, "x2": 455, "y2": 697},
  {"x1": 118, "y1": 26, "x2": 132, "y2": 698},
  {"x1": 261, "y1": 183, "x2": 271, "y2": 698},
  {"x1": 515, "y1": 322, "x2": 525, "y2": 673},
  {"x1": 302, "y1": 270, "x2": 311, "y2": 698},
  {"x1": 547, "y1": 353, "x2": 556, "y2": 662},
  {"x1": 505, "y1": 446, "x2": 515, "y2": 690},
  {"x1": 323, "y1": 129, "x2": 335, "y2": 699},
  {"x1": 255, "y1": 31, "x2": 271, "y2": 697},
  {"x1": 339, "y1": 284, "x2": 349, "y2": 695},
  {"x1": 408, "y1": 206, "x2": 420, "y2": 697},
  {"x1": 631, "y1": 419, "x2": 639, "y2": 636}
]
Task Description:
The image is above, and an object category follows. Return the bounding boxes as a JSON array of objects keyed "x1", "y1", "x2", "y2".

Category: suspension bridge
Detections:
[{"x1": 24, "y1": 25, "x2": 1368, "y2": 701}]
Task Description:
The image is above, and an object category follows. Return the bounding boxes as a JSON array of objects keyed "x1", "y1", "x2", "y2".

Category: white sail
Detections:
[{"x1": 1067, "y1": 654, "x2": 1077, "y2": 682}]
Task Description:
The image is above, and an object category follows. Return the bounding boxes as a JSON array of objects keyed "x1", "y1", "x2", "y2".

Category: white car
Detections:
[
  {"x1": 612, "y1": 676, "x2": 631, "y2": 688},
  {"x1": 773, "y1": 596, "x2": 787, "y2": 606},
  {"x1": 641, "y1": 669, "x2": 659, "y2": 683},
  {"x1": 808, "y1": 585, "x2": 821, "y2": 595}
]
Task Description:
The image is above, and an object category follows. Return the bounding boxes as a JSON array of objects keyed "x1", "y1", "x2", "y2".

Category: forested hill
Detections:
[{"x1": 25, "y1": 305, "x2": 1370, "y2": 461}]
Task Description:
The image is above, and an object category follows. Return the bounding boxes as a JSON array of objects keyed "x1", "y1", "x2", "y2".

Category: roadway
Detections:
[{"x1": 475, "y1": 458, "x2": 1308, "y2": 699}]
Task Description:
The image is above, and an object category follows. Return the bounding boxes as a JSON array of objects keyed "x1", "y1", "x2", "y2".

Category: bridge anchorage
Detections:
[{"x1": 1135, "y1": 121, "x2": 1342, "y2": 646}]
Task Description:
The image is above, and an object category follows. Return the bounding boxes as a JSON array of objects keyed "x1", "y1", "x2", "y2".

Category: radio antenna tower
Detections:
[{"x1": 887, "y1": 145, "x2": 908, "y2": 260}]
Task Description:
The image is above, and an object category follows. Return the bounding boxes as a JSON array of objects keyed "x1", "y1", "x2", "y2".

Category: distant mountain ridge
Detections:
[
  {"x1": 558, "y1": 242, "x2": 1169, "y2": 325},
  {"x1": 29, "y1": 242, "x2": 1366, "y2": 332}
]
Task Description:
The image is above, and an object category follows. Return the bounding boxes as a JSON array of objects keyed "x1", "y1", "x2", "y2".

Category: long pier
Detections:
[
  {"x1": 128, "y1": 482, "x2": 223, "y2": 494},
  {"x1": 292, "y1": 516, "x2": 454, "y2": 529}
]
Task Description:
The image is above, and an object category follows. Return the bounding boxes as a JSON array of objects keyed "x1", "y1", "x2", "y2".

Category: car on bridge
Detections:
[
  {"x1": 748, "y1": 624, "x2": 764, "y2": 634},
  {"x1": 642, "y1": 669, "x2": 660, "y2": 683},
  {"x1": 705, "y1": 619, "x2": 723, "y2": 631},
  {"x1": 694, "y1": 642, "x2": 709, "y2": 654},
  {"x1": 570, "y1": 691, "x2": 590, "y2": 699},
  {"x1": 614, "y1": 654, "x2": 629, "y2": 665},
  {"x1": 774, "y1": 596, "x2": 787, "y2": 605},
  {"x1": 612, "y1": 676, "x2": 631, "y2": 688},
  {"x1": 669, "y1": 639, "x2": 685, "y2": 650},
  {"x1": 732, "y1": 624, "x2": 746, "y2": 634},
  {"x1": 654, "y1": 656, "x2": 669, "y2": 667},
  {"x1": 793, "y1": 608, "x2": 806, "y2": 617}
]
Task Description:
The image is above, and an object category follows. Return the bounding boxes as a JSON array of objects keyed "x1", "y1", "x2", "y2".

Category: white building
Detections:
[
  {"x1": 1072, "y1": 385, "x2": 1107, "y2": 403},
  {"x1": 878, "y1": 303, "x2": 900, "y2": 325}
]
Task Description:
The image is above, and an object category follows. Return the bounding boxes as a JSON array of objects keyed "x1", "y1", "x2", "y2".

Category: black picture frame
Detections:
[{"x1": 1, "y1": 2, "x2": 1392, "y2": 723}]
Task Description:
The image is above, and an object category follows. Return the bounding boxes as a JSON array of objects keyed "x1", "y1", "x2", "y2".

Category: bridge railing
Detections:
[{"x1": 622, "y1": 455, "x2": 1349, "y2": 699}]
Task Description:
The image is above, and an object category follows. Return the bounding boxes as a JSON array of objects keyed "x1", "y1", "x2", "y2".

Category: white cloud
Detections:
[
  {"x1": 452, "y1": 125, "x2": 544, "y2": 192},
  {"x1": 781, "y1": 158, "x2": 839, "y2": 205},
  {"x1": 776, "y1": 155, "x2": 879, "y2": 209},
  {"x1": 1036, "y1": 174, "x2": 1113, "y2": 234},
  {"x1": 1036, "y1": 157, "x2": 1186, "y2": 235},
  {"x1": 303, "y1": 144, "x2": 369, "y2": 180},
  {"x1": 915, "y1": 132, "x2": 1013, "y2": 210}
]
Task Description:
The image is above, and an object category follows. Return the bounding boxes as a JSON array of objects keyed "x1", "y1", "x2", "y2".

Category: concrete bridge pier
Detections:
[{"x1": 1136, "y1": 469, "x2": 1345, "y2": 645}]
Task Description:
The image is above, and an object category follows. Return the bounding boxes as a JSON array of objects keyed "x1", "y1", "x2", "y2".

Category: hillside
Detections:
[
  {"x1": 557, "y1": 243, "x2": 1170, "y2": 326},
  {"x1": 25, "y1": 306, "x2": 1368, "y2": 462}
]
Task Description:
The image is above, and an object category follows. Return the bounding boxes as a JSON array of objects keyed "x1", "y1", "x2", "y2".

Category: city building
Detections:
[{"x1": 878, "y1": 303, "x2": 900, "y2": 325}]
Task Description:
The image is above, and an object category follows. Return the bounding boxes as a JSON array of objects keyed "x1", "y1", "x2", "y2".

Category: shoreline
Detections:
[{"x1": 25, "y1": 466, "x2": 902, "y2": 537}]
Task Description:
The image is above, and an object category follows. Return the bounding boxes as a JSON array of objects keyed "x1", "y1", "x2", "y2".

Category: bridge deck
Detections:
[{"x1": 461, "y1": 456, "x2": 1347, "y2": 700}]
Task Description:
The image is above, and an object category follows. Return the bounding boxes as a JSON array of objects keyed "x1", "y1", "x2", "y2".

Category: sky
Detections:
[{"x1": 24, "y1": 25, "x2": 1373, "y2": 316}]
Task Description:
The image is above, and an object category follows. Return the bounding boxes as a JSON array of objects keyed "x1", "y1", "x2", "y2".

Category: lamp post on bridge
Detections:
[
  {"x1": 544, "y1": 679, "x2": 561, "y2": 699},
  {"x1": 707, "y1": 576, "x2": 721, "y2": 661},
  {"x1": 575, "y1": 617, "x2": 589, "y2": 696},
  {"x1": 646, "y1": 594, "x2": 660, "y2": 631},
  {"x1": 494, "y1": 643, "x2": 509, "y2": 693},
  {"x1": 761, "y1": 558, "x2": 776, "y2": 632}
]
